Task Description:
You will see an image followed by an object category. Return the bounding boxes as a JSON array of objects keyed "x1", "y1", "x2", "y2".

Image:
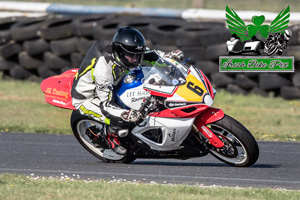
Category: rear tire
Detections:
[
  {"x1": 71, "y1": 110, "x2": 137, "y2": 163},
  {"x1": 207, "y1": 114, "x2": 259, "y2": 167},
  {"x1": 71, "y1": 110, "x2": 124, "y2": 162}
]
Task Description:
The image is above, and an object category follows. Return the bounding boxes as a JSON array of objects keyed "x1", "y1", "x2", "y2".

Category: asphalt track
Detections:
[{"x1": 1, "y1": 132, "x2": 300, "y2": 190}]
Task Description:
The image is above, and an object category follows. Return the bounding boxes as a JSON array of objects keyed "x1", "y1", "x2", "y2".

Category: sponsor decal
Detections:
[
  {"x1": 126, "y1": 90, "x2": 150, "y2": 98},
  {"x1": 220, "y1": 5, "x2": 294, "y2": 72},
  {"x1": 165, "y1": 101, "x2": 202, "y2": 108},
  {"x1": 136, "y1": 46, "x2": 143, "y2": 50},
  {"x1": 131, "y1": 96, "x2": 145, "y2": 102},
  {"x1": 46, "y1": 88, "x2": 69, "y2": 99},
  {"x1": 168, "y1": 128, "x2": 177, "y2": 142},
  {"x1": 52, "y1": 99, "x2": 66, "y2": 105},
  {"x1": 201, "y1": 125, "x2": 213, "y2": 138},
  {"x1": 166, "y1": 102, "x2": 187, "y2": 108}
]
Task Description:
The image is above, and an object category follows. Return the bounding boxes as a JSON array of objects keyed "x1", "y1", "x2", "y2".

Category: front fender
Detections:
[
  {"x1": 195, "y1": 107, "x2": 225, "y2": 148},
  {"x1": 196, "y1": 107, "x2": 224, "y2": 125}
]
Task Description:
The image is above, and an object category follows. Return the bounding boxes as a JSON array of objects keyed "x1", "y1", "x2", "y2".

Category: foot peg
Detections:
[
  {"x1": 117, "y1": 129, "x2": 129, "y2": 137},
  {"x1": 108, "y1": 126, "x2": 129, "y2": 137}
]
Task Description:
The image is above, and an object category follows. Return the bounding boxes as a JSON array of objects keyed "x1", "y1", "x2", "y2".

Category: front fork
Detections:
[{"x1": 193, "y1": 107, "x2": 225, "y2": 148}]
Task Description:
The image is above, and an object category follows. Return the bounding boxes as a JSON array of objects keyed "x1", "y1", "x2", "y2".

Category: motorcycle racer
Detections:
[{"x1": 71, "y1": 26, "x2": 183, "y2": 155}]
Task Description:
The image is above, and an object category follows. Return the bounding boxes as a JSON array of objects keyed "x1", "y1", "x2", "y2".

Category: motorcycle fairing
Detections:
[
  {"x1": 115, "y1": 68, "x2": 151, "y2": 109},
  {"x1": 116, "y1": 84, "x2": 150, "y2": 109},
  {"x1": 147, "y1": 66, "x2": 214, "y2": 118},
  {"x1": 132, "y1": 116, "x2": 194, "y2": 151},
  {"x1": 40, "y1": 69, "x2": 78, "y2": 110},
  {"x1": 194, "y1": 67, "x2": 215, "y2": 100}
]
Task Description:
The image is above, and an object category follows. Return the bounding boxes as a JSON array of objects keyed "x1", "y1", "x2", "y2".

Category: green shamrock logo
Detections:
[
  {"x1": 246, "y1": 15, "x2": 271, "y2": 39},
  {"x1": 226, "y1": 6, "x2": 290, "y2": 41}
]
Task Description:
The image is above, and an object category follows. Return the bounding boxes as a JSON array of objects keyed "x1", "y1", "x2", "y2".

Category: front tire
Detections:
[{"x1": 207, "y1": 114, "x2": 259, "y2": 167}]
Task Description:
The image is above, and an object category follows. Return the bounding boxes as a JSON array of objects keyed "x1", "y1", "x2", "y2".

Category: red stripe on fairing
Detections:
[
  {"x1": 199, "y1": 69, "x2": 214, "y2": 99},
  {"x1": 144, "y1": 86, "x2": 179, "y2": 98},
  {"x1": 149, "y1": 104, "x2": 209, "y2": 118}
]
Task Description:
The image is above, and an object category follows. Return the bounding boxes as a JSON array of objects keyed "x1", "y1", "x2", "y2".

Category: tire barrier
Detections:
[
  {"x1": 0, "y1": 17, "x2": 19, "y2": 45},
  {"x1": 23, "y1": 38, "x2": 50, "y2": 56},
  {"x1": 38, "y1": 17, "x2": 74, "y2": 40},
  {"x1": 11, "y1": 17, "x2": 45, "y2": 41},
  {"x1": 50, "y1": 37, "x2": 78, "y2": 56},
  {"x1": 0, "y1": 14, "x2": 300, "y2": 100},
  {"x1": 18, "y1": 51, "x2": 43, "y2": 70},
  {"x1": 0, "y1": 40, "x2": 22, "y2": 59}
]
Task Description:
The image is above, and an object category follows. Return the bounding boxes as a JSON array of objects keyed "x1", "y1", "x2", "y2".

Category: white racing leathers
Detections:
[{"x1": 71, "y1": 41, "x2": 159, "y2": 127}]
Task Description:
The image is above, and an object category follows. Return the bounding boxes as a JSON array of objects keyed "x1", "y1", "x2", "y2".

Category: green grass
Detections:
[
  {"x1": 0, "y1": 77, "x2": 72, "y2": 135},
  {"x1": 1, "y1": 76, "x2": 300, "y2": 141},
  {"x1": 213, "y1": 90, "x2": 300, "y2": 142},
  {"x1": 0, "y1": 174, "x2": 300, "y2": 200}
]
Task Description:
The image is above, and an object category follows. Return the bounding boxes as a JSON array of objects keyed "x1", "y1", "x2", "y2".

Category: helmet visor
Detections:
[
  {"x1": 124, "y1": 52, "x2": 142, "y2": 65},
  {"x1": 118, "y1": 44, "x2": 144, "y2": 68}
]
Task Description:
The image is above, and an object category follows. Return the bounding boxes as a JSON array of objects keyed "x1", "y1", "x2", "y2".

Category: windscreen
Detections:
[{"x1": 142, "y1": 58, "x2": 188, "y2": 86}]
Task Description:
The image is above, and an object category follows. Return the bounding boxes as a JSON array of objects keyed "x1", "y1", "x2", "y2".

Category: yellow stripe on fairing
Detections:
[{"x1": 175, "y1": 74, "x2": 207, "y2": 102}]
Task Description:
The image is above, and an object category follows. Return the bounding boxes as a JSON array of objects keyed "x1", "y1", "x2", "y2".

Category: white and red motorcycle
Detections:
[{"x1": 41, "y1": 57, "x2": 259, "y2": 167}]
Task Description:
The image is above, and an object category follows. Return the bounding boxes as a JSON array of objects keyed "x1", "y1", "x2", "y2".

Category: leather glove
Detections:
[
  {"x1": 165, "y1": 49, "x2": 184, "y2": 62},
  {"x1": 121, "y1": 109, "x2": 143, "y2": 124}
]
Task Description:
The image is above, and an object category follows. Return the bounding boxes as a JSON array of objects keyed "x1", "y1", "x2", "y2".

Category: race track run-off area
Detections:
[{"x1": 0, "y1": 132, "x2": 300, "y2": 190}]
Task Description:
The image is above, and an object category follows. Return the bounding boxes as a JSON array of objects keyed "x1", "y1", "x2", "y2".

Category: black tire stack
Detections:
[{"x1": 0, "y1": 14, "x2": 299, "y2": 100}]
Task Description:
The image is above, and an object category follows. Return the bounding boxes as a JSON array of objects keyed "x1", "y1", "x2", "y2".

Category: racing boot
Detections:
[
  {"x1": 105, "y1": 126, "x2": 128, "y2": 155},
  {"x1": 85, "y1": 126, "x2": 108, "y2": 150}
]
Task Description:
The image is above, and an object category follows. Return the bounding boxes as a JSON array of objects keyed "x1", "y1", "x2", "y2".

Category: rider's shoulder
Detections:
[{"x1": 94, "y1": 40, "x2": 112, "y2": 52}]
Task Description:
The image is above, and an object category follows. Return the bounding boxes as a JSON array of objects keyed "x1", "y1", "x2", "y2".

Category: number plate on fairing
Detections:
[{"x1": 175, "y1": 74, "x2": 208, "y2": 102}]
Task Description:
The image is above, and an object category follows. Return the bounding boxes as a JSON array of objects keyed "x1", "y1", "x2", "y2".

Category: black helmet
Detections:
[{"x1": 112, "y1": 26, "x2": 146, "y2": 69}]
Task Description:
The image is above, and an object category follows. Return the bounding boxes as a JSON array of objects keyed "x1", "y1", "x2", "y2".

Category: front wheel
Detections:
[{"x1": 207, "y1": 114, "x2": 259, "y2": 167}]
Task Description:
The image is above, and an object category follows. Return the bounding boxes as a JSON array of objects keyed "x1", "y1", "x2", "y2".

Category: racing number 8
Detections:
[{"x1": 187, "y1": 82, "x2": 204, "y2": 97}]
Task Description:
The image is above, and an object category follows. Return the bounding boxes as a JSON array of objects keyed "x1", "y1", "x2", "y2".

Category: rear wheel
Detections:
[
  {"x1": 207, "y1": 114, "x2": 259, "y2": 167},
  {"x1": 71, "y1": 110, "x2": 125, "y2": 162}
]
